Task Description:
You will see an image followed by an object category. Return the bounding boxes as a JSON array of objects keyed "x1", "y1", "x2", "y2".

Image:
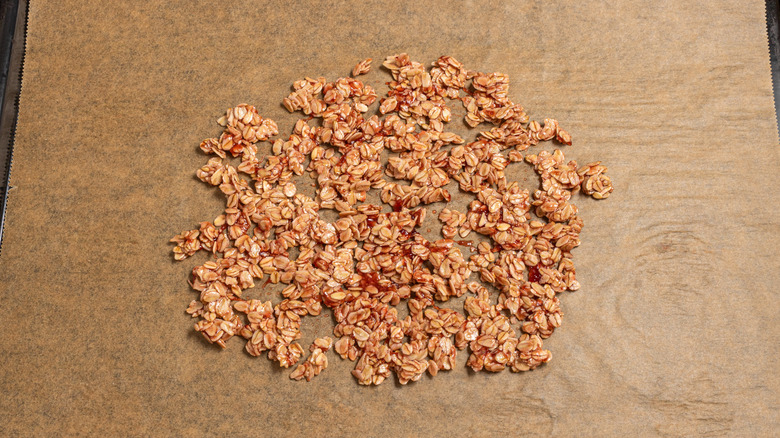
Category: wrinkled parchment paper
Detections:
[{"x1": 0, "y1": 1, "x2": 778, "y2": 436}]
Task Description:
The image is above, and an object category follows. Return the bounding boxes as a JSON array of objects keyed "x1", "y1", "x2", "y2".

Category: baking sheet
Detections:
[{"x1": 0, "y1": 1, "x2": 778, "y2": 436}]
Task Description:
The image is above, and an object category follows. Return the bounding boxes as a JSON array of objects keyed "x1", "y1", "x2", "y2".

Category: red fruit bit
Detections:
[
  {"x1": 455, "y1": 240, "x2": 475, "y2": 249},
  {"x1": 473, "y1": 203, "x2": 487, "y2": 213},
  {"x1": 398, "y1": 229, "x2": 419, "y2": 239},
  {"x1": 359, "y1": 271, "x2": 397, "y2": 293},
  {"x1": 527, "y1": 264, "x2": 542, "y2": 283},
  {"x1": 359, "y1": 271, "x2": 381, "y2": 288},
  {"x1": 428, "y1": 244, "x2": 448, "y2": 253}
]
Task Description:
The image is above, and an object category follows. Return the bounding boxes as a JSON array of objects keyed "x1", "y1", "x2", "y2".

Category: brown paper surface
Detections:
[{"x1": 1, "y1": 1, "x2": 778, "y2": 436}]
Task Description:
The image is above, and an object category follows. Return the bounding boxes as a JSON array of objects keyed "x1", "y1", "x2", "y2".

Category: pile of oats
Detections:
[{"x1": 171, "y1": 54, "x2": 613, "y2": 385}]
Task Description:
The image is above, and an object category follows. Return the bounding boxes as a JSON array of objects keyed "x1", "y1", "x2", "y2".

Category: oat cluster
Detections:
[{"x1": 171, "y1": 54, "x2": 613, "y2": 385}]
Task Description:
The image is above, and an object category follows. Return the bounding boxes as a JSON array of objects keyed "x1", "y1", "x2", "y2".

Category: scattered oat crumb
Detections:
[{"x1": 352, "y1": 58, "x2": 372, "y2": 77}]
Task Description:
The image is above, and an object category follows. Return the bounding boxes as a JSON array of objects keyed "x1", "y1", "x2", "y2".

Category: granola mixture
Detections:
[{"x1": 171, "y1": 54, "x2": 613, "y2": 385}]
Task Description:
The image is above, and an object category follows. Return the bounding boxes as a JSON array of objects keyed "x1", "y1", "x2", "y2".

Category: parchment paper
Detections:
[{"x1": 1, "y1": 1, "x2": 778, "y2": 436}]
